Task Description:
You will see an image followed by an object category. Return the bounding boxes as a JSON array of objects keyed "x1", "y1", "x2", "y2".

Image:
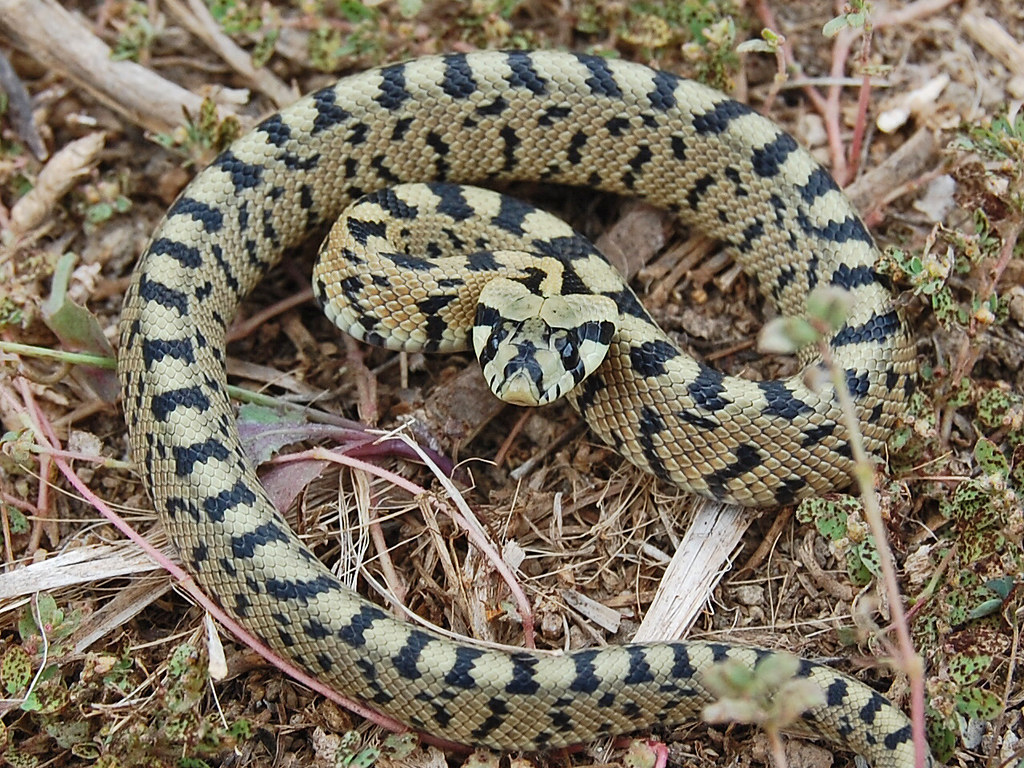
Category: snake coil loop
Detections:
[{"x1": 119, "y1": 51, "x2": 923, "y2": 766}]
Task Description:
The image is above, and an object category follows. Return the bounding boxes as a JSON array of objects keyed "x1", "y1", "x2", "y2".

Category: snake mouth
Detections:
[{"x1": 499, "y1": 370, "x2": 546, "y2": 406}]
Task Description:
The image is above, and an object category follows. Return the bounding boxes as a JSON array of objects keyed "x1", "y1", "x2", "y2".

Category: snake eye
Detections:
[{"x1": 554, "y1": 333, "x2": 579, "y2": 369}]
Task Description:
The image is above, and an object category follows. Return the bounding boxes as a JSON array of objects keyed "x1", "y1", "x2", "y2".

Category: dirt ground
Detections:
[{"x1": 0, "y1": 1, "x2": 1022, "y2": 767}]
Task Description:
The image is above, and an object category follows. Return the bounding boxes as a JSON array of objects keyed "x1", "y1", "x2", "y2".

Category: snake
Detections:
[{"x1": 117, "y1": 51, "x2": 924, "y2": 766}]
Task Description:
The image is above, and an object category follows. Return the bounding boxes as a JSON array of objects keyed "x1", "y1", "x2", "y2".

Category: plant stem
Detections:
[{"x1": 819, "y1": 340, "x2": 928, "y2": 768}]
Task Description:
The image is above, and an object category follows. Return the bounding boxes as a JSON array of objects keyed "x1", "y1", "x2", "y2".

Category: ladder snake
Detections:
[{"x1": 117, "y1": 50, "x2": 923, "y2": 766}]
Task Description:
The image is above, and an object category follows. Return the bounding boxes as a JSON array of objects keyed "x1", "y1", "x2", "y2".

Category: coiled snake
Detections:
[{"x1": 118, "y1": 51, "x2": 923, "y2": 765}]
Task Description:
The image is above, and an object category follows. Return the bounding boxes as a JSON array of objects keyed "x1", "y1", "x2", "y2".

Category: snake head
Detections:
[{"x1": 473, "y1": 277, "x2": 616, "y2": 406}]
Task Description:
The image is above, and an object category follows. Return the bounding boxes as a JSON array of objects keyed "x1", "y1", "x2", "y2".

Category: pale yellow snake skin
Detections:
[{"x1": 118, "y1": 51, "x2": 924, "y2": 766}]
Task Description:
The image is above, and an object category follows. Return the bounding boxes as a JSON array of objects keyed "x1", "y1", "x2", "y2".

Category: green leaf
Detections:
[
  {"x1": 736, "y1": 39, "x2": 775, "y2": 54},
  {"x1": 973, "y1": 437, "x2": 1009, "y2": 478},
  {"x1": 45, "y1": 719, "x2": 91, "y2": 748},
  {"x1": 0, "y1": 646, "x2": 33, "y2": 695},
  {"x1": 85, "y1": 201, "x2": 114, "y2": 223},
  {"x1": 956, "y1": 687, "x2": 1003, "y2": 720},
  {"x1": 986, "y1": 576, "x2": 1015, "y2": 599},
  {"x1": 382, "y1": 733, "x2": 418, "y2": 759},
  {"x1": 23, "y1": 679, "x2": 71, "y2": 713},
  {"x1": 4, "y1": 506, "x2": 29, "y2": 534},
  {"x1": 228, "y1": 718, "x2": 253, "y2": 740},
  {"x1": 33, "y1": 593, "x2": 62, "y2": 631},
  {"x1": 167, "y1": 643, "x2": 200, "y2": 678},
  {"x1": 967, "y1": 598, "x2": 1004, "y2": 620},
  {"x1": 397, "y1": 0, "x2": 422, "y2": 17},
  {"x1": 926, "y1": 717, "x2": 957, "y2": 764},
  {"x1": 71, "y1": 743, "x2": 101, "y2": 760},
  {"x1": 345, "y1": 747, "x2": 380, "y2": 768},
  {"x1": 18, "y1": 595, "x2": 67, "y2": 642},
  {"x1": 948, "y1": 654, "x2": 990, "y2": 685},
  {"x1": 847, "y1": 547, "x2": 873, "y2": 585},
  {"x1": 857, "y1": 537, "x2": 882, "y2": 578},
  {"x1": 822, "y1": 15, "x2": 849, "y2": 38},
  {"x1": 796, "y1": 497, "x2": 854, "y2": 541},
  {"x1": 2, "y1": 745, "x2": 40, "y2": 768},
  {"x1": 236, "y1": 403, "x2": 311, "y2": 464},
  {"x1": 40, "y1": 252, "x2": 119, "y2": 402}
]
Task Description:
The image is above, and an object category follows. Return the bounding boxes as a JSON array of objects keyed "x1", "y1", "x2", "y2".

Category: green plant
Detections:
[
  {"x1": 796, "y1": 497, "x2": 882, "y2": 585},
  {"x1": 154, "y1": 97, "x2": 241, "y2": 164},
  {"x1": 0, "y1": 595, "x2": 253, "y2": 764},
  {"x1": 112, "y1": 1, "x2": 160, "y2": 62}
]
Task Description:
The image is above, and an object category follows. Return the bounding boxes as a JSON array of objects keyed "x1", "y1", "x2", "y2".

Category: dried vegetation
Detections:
[{"x1": 0, "y1": 1, "x2": 1021, "y2": 767}]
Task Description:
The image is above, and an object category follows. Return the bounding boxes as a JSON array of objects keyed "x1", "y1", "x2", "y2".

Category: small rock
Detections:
[
  {"x1": 913, "y1": 174, "x2": 957, "y2": 222},
  {"x1": 733, "y1": 584, "x2": 764, "y2": 606}
]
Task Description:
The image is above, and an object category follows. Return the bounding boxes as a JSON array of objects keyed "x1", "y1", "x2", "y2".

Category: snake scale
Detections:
[{"x1": 118, "y1": 51, "x2": 924, "y2": 765}]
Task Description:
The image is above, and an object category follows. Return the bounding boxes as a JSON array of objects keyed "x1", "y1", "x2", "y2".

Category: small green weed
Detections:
[
  {"x1": 306, "y1": 0, "x2": 390, "y2": 70},
  {"x1": 111, "y1": 1, "x2": 160, "y2": 62},
  {"x1": 207, "y1": 0, "x2": 281, "y2": 67},
  {"x1": 796, "y1": 497, "x2": 882, "y2": 586},
  {"x1": 822, "y1": 0, "x2": 871, "y2": 38},
  {"x1": 885, "y1": 216, "x2": 1008, "y2": 332},
  {"x1": 154, "y1": 97, "x2": 241, "y2": 164},
  {"x1": 575, "y1": 1, "x2": 741, "y2": 87},
  {"x1": 453, "y1": 0, "x2": 533, "y2": 51},
  {"x1": 0, "y1": 596, "x2": 252, "y2": 765},
  {"x1": 77, "y1": 176, "x2": 132, "y2": 229}
]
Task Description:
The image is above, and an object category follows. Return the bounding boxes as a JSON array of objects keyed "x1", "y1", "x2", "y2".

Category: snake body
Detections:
[{"x1": 118, "y1": 51, "x2": 922, "y2": 765}]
